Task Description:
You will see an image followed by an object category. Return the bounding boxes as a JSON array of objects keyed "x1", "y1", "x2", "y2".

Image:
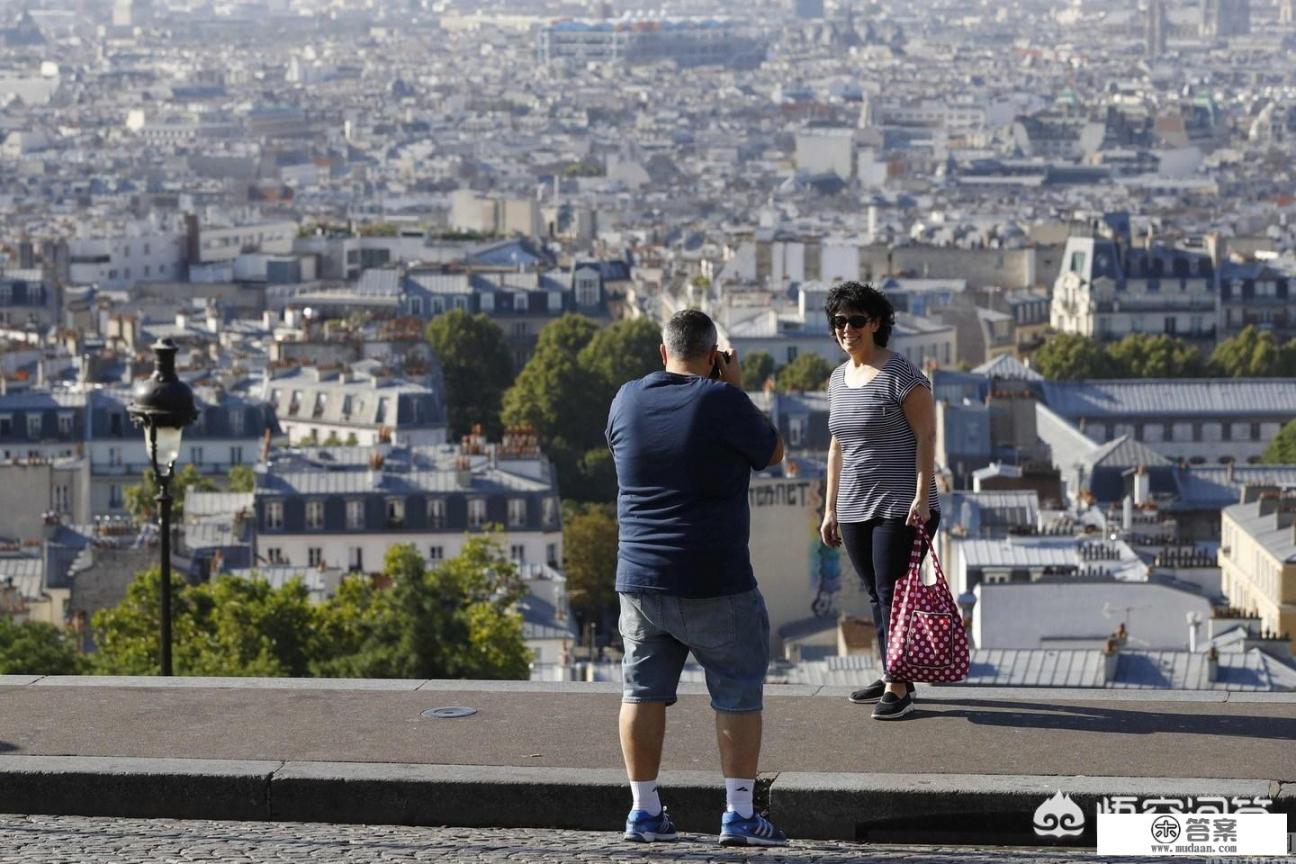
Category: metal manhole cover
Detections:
[{"x1": 421, "y1": 706, "x2": 477, "y2": 719}]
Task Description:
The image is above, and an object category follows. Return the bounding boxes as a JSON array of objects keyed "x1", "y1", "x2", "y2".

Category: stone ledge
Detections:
[
  {"x1": 0, "y1": 756, "x2": 1289, "y2": 844},
  {"x1": 0, "y1": 755, "x2": 279, "y2": 821}
]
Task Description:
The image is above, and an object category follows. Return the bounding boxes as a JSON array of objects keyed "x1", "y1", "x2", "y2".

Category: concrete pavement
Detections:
[{"x1": 0, "y1": 676, "x2": 1293, "y2": 846}]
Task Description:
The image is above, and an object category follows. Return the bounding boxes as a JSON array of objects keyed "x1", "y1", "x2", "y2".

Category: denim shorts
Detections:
[{"x1": 618, "y1": 588, "x2": 770, "y2": 714}]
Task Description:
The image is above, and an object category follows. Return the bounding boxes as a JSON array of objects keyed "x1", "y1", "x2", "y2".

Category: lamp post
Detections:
[{"x1": 127, "y1": 338, "x2": 196, "y2": 676}]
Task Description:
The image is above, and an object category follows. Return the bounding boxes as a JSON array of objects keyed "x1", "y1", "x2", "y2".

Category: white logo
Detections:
[{"x1": 1033, "y1": 791, "x2": 1086, "y2": 838}]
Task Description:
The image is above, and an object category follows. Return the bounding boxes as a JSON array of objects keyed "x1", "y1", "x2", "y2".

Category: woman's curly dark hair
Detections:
[{"x1": 824, "y1": 281, "x2": 895, "y2": 347}]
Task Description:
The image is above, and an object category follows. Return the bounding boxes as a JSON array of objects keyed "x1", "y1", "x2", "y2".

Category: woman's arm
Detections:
[
  {"x1": 820, "y1": 435, "x2": 842, "y2": 546},
  {"x1": 901, "y1": 385, "x2": 937, "y2": 526}
]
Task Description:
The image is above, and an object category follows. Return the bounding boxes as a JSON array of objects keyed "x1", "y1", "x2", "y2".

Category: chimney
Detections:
[
  {"x1": 1102, "y1": 636, "x2": 1121, "y2": 682},
  {"x1": 35, "y1": 358, "x2": 46, "y2": 388},
  {"x1": 1205, "y1": 646, "x2": 1219, "y2": 683},
  {"x1": 1133, "y1": 465, "x2": 1150, "y2": 506},
  {"x1": 260, "y1": 426, "x2": 272, "y2": 462},
  {"x1": 1276, "y1": 495, "x2": 1296, "y2": 530},
  {"x1": 1258, "y1": 491, "x2": 1281, "y2": 518},
  {"x1": 1122, "y1": 495, "x2": 1133, "y2": 531},
  {"x1": 176, "y1": 311, "x2": 188, "y2": 330},
  {"x1": 1243, "y1": 484, "x2": 1280, "y2": 504},
  {"x1": 206, "y1": 307, "x2": 220, "y2": 334}
]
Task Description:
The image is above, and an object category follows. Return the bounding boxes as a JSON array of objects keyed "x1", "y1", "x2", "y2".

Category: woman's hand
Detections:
[
  {"x1": 820, "y1": 511, "x2": 841, "y2": 547},
  {"x1": 906, "y1": 496, "x2": 930, "y2": 528}
]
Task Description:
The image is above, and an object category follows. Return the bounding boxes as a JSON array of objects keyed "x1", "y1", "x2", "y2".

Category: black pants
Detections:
[{"x1": 839, "y1": 512, "x2": 941, "y2": 684}]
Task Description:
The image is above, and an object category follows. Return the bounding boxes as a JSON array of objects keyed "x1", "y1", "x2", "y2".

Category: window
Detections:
[
  {"x1": 542, "y1": 497, "x2": 559, "y2": 528},
  {"x1": 1134, "y1": 424, "x2": 1144, "y2": 442},
  {"x1": 1251, "y1": 423, "x2": 1261, "y2": 441},
  {"x1": 1192, "y1": 423, "x2": 1202, "y2": 443},
  {"x1": 308, "y1": 547, "x2": 322, "y2": 567},
  {"x1": 1069, "y1": 251, "x2": 1087, "y2": 273},
  {"x1": 510, "y1": 544, "x2": 525, "y2": 563},
  {"x1": 789, "y1": 417, "x2": 805, "y2": 446},
  {"x1": 1163, "y1": 423, "x2": 1173, "y2": 442},
  {"x1": 313, "y1": 393, "x2": 326, "y2": 418},
  {"x1": 575, "y1": 275, "x2": 599, "y2": 307},
  {"x1": 546, "y1": 543, "x2": 558, "y2": 567},
  {"x1": 428, "y1": 498, "x2": 445, "y2": 529},
  {"x1": 376, "y1": 398, "x2": 388, "y2": 424},
  {"x1": 0, "y1": 415, "x2": 10, "y2": 435},
  {"x1": 1222, "y1": 423, "x2": 1232, "y2": 442},
  {"x1": 514, "y1": 292, "x2": 529, "y2": 312},
  {"x1": 508, "y1": 498, "x2": 527, "y2": 527},
  {"x1": 306, "y1": 500, "x2": 324, "y2": 530},
  {"x1": 266, "y1": 547, "x2": 285, "y2": 564},
  {"x1": 468, "y1": 498, "x2": 487, "y2": 528},
  {"x1": 289, "y1": 391, "x2": 302, "y2": 416},
  {"x1": 348, "y1": 546, "x2": 363, "y2": 572},
  {"x1": 428, "y1": 545, "x2": 443, "y2": 561},
  {"x1": 346, "y1": 499, "x2": 364, "y2": 529},
  {"x1": 109, "y1": 484, "x2": 123, "y2": 508},
  {"x1": 189, "y1": 446, "x2": 203, "y2": 465},
  {"x1": 54, "y1": 484, "x2": 69, "y2": 513},
  {"x1": 548, "y1": 291, "x2": 562, "y2": 313},
  {"x1": 27, "y1": 415, "x2": 41, "y2": 439},
  {"x1": 108, "y1": 447, "x2": 121, "y2": 466},
  {"x1": 110, "y1": 413, "x2": 123, "y2": 436},
  {"x1": 231, "y1": 446, "x2": 244, "y2": 465},
  {"x1": 1165, "y1": 316, "x2": 1176, "y2": 334},
  {"x1": 409, "y1": 296, "x2": 423, "y2": 316},
  {"x1": 265, "y1": 501, "x2": 283, "y2": 529},
  {"x1": 58, "y1": 413, "x2": 73, "y2": 435},
  {"x1": 513, "y1": 322, "x2": 527, "y2": 338},
  {"x1": 787, "y1": 346, "x2": 798, "y2": 363},
  {"x1": 341, "y1": 396, "x2": 352, "y2": 417},
  {"x1": 386, "y1": 497, "x2": 406, "y2": 528}
]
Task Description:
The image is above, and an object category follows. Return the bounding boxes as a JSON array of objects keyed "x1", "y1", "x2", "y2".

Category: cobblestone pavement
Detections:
[{"x1": 0, "y1": 814, "x2": 1190, "y2": 864}]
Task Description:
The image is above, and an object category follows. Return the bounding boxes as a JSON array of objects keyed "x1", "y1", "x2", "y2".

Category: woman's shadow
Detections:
[{"x1": 917, "y1": 696, "x2": 1296, "y2": 741}]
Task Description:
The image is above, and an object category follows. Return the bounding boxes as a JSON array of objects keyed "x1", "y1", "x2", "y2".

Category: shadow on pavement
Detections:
[{"x1": 914, "y1": 698, "x2": 1296, "y2": 740}]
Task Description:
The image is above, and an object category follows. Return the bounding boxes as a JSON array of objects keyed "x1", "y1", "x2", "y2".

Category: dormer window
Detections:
[{"x1": 514, "y1": 292, "x2": 529, "y2": 312}]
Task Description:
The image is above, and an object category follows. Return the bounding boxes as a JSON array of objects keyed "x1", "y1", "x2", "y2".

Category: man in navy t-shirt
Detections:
[{"x1": 606, "y1": 309, "x2": 788, "y2": 847}]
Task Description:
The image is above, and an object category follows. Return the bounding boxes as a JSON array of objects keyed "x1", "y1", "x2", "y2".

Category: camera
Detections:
[{"x1": 710, "y1": 350, "x2": 733, "y2": 380}]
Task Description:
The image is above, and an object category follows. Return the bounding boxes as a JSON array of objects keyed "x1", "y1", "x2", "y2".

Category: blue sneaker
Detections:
[
  {"x1": 720, "y1": 810, "x2": 788, "y2": 847},
  {"x1": 624, "y1": 807, "x2": 678, "y2": 842}
]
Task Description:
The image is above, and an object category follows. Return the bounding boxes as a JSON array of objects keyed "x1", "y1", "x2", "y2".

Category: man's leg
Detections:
[
  {"x1": 618, "y1": 592, "x2": 687, "y2": 840},
  {"x1": 620, "y1": 701, "x2": 667, "y2": 782},
  {"x1": 716, "y1": 709, "x2": 761, "y2": 820}
]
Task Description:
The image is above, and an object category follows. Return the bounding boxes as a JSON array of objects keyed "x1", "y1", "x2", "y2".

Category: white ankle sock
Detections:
[
  {"x1": 725, "y1": 778, "x2": 755, "y2": 819},
  {"x1": 631, "y1": 779, "x2": 661, "y2": 816}
]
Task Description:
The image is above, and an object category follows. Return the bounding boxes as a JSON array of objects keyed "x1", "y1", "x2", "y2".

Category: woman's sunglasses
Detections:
[{"x1": 831, "y1": 314, "x2": 871, "y2": 331}]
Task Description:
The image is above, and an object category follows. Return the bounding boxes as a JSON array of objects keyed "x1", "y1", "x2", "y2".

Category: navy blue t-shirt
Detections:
[{"x1": 606, "y1": 371, "x2": 778, "y2": 598}]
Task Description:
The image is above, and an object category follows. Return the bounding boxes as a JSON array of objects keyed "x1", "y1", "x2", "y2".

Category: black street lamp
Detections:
[{"x1": 127, "y1": 338, "x2": 197, "y2": 676}]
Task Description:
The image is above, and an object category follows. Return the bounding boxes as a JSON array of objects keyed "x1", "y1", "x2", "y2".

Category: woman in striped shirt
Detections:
[{"x1": 819, "y1": 281, "x2": 941, "y2": 720}]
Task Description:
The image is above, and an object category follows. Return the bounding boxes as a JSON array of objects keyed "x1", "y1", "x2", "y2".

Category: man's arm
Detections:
[{"x1": 766, "y1": 428, "x2": 785, "y2": 467}]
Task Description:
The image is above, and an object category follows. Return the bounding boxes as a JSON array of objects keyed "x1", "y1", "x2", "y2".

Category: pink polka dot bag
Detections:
[{"x1": 884, "y1": 523, "x2": 969, "y2": 683}]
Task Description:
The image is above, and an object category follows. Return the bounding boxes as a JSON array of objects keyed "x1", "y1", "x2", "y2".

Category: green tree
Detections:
[
  {"x1": 741, "y1": 351, "x2": 776, "y2": 390},
  {"x1": 124, "y1": 463, "x2": 217, "y2": 523},
  {"x1": 776, "y1": 353, "x2": 834, "y2": 392},
  {"x1": 0, "y1": 617, "x2": 85, "y2": 675},
  {"x1": 226, "y1": 464, "x2": 255, "y2": 493},
  {"x1": 90, "y1": 567, "x2": 317, "y2": 677},
  {"x1": 1033, "y1": 333, "x2": 1115, "y2": 380},
  {"x1": 426, "y1": 309, "x2": 515, "y2": 440},
  {"x1": 1210, "y1": 326, "x2": 1283, "y2": 377},
  {"x1": 577, "y1": 317, "x2": 663, "y2": 398},
  {"x1": 313, "y1": 539, "x2": 530, "y2": 680},
  {"x1": 562, "y1": 503, "x2": 618, "y2": 629},
  {"x1": 1106, "y1": 334, "x2": 1206, "y2": 379},
  {"x1": 502, "y1": 314, "x2": 604, "y2": 499},
  {"x1": 1262, "y1": 419, "x2": 1296, "y2": 464}
]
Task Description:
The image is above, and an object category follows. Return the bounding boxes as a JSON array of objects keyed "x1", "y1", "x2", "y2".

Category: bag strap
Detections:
[{"x1": 911, "y1": 521, "x2": 948, "y2": 586}]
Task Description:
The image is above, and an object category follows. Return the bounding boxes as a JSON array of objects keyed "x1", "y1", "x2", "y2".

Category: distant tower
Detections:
[
  {"x1": 1282, "y1": 0, "x2": 1295, "y2": 24},
  {"x1": 1145, "y1": 0, "x2": 1167, "y2": 56}
]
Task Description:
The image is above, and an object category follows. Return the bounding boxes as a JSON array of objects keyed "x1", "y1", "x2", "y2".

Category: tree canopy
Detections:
[
  {"x1": 426, "y1": 309, "x2": 516, "y2": 440},
  {"x1": 776, "y1": 353, "x2": 835, "y2": 392},
  {"x1": 1262, "y1": 419, "x2": 1296, "y2": 465},
  {"x1": 502, "y1": 314, "x2": 661, "y2": 502},
  {"x1": 1033, "y1": 333, "x2": 1116, "y2": 380},
  {"x1": 741, "y1": 351, "x2": 776, "y2": 391},
  {"x1": 0, "y1": 616, "x2": 85, "y2": 675},
  {"x1": 561, "y1": 502, "x2": 619, "y2": 630},
  {"x1": 124, "y1": 464, "x2": 217, "y2": 523},
  {"x1": 90, "y1": 536, "x2": 532, "y2": 679}
]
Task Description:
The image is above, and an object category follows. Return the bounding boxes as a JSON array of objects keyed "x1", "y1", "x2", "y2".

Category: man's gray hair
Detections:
[{"x1": 663, "y1": 309, "x2": 717, "y2": 361}]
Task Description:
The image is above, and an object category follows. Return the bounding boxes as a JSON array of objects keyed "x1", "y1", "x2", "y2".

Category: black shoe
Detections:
[
  {"x1": 848, "y1": 680, "x2": 915, "y2": 704},
  {"x1": 871, "y1": 690, "x2": 915, "y2": 720}
]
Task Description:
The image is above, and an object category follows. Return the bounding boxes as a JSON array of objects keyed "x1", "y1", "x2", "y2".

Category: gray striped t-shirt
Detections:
[{"x1": 827, "y1": 352, "x2": 941, "y2": 523}]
